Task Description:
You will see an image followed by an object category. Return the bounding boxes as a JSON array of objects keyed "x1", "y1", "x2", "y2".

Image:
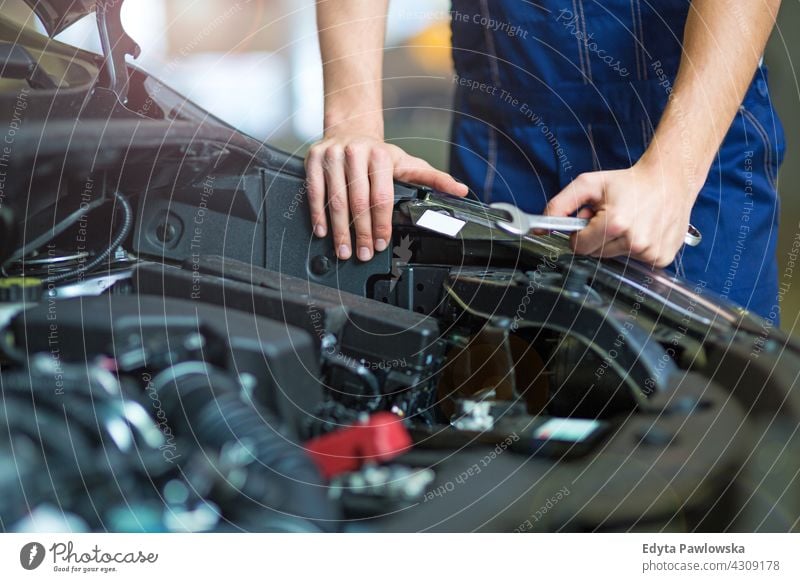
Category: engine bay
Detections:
[
  {"x1": 1, "y1": 5, "x2": 799, "y2": 533},
  {"x1": 1, "y1": 165, "x2": 798, "y2": 532}
]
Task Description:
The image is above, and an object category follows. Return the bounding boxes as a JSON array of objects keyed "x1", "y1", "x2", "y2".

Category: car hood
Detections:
[{"x1": 24, "y1": 0, "x2": 97, "y2": 36}]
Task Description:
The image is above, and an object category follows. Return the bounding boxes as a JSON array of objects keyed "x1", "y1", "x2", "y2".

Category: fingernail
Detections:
[
  {"x1": 375, "y1": 239, "x2": 387, "y2": 252},
  {"x1": 358, "y1": 247, "x2": 372, "y2": 261},
  {"x1": 338, "y1": 245, "x2": 351, "y2": 260},
  {"x1": 314, "y1": 224, "x2": 326, "y2": 237}
]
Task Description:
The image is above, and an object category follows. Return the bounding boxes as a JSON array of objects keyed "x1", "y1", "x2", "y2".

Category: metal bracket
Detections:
[{"x1": 95, "y1": 0, "x2": 141, "y2": 103}]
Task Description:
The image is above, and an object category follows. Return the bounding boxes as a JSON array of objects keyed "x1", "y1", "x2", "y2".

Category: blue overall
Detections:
[{"x1": 449, "y1": 0, "x2": 785, "y2": 322}]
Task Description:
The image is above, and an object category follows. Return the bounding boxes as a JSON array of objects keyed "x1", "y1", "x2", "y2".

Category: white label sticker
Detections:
[
  {"x1": 415, "y1": 210, "x2": 466, "y2": 238},
  {"x1": 534, "y1": 418, "x2": 601, "y2": 442}
]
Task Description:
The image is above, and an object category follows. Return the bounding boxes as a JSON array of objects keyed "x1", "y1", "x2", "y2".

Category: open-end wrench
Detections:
[{"x1": 490, "y1": 202, "x2": 703, "y2": 247}]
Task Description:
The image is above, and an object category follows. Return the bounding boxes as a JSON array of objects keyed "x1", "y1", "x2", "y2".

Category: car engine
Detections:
[{"x1": 0, "y1": 2, "x2": 798, "y2": 534}]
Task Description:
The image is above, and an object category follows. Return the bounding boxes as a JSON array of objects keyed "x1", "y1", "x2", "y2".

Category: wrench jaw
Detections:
[
  {"x1": 489, "y1": 203, "x2": 530, "y2": 236},
  {"x1": 496, "y1": 220, "x2": 527, "y2": 236}
]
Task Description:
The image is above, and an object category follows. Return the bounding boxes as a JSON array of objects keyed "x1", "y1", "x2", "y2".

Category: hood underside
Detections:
[{"x1": 24, "y1": 0, "x2": 97, "y2": 36}]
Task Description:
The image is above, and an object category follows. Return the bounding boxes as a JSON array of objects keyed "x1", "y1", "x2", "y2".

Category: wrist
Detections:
[
  {"x1": 637, "y1": 145, "x2": 710, "y2": 203},
  {"x1": 324, "y1": 109, "x2": 384, "y2": 140},
  {"x1": 638, "y1": 97, "x2": 717, "y2": 202}
]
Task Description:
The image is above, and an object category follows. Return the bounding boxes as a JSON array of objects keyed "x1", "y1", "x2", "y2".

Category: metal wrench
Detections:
[{"x1": 490, "y1": 202, "x2": 702, "y2": 247}]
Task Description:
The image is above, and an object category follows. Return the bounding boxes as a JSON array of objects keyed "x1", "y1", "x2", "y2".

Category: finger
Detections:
[
  {"x1": 589, "y1": 237, "x2": 632, "y2": 259},
  {"x1": 571, "y1": 210, "x2": 620, "y2": 256},
  {"x1": 305, "y1": 144, "x2": 328, "y2": 237},
  {"x1": 369, "y1": 148, "x2": 394, "y2": 253},
  {"x1": 323, "y1": 145, "x2": 352, "y2": 260},
  {"x1": 344, "y1": 145, "x2": 374, "y2": 261},
  {"x1": 592, "y1": 239, "x2": 664, "y2": 268},
  {"x1": 545, "y1": 173, "x2": 605, "y2": 217},
  {"x1": 394, "y1": 156, "x2": 469, "y2": 197}
]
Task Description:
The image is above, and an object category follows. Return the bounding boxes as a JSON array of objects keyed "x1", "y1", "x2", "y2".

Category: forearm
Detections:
[
  {"x1": 316, "y1": 0, "x2": 389, "y2": 137},
  {"x1": 640, "y1": 0, "x2": 781, "y2": 194}
]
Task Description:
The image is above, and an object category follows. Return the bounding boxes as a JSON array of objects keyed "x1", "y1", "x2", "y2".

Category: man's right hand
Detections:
[{"x1": 305, "y1": 133, "x2": 468, "y2": 261}]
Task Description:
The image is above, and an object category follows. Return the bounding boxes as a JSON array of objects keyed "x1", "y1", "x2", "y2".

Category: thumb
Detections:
[
  {"x1": 393, "y1": 156, "x2": 469, "y2": 198},
  {"x1": 545, "y1": 172, "x2": 605, "y2": 217}
]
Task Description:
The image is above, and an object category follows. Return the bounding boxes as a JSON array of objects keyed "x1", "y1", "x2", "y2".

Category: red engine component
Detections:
[{"x1": 304, "y1": 413, "x2": 413, "y2": 479}]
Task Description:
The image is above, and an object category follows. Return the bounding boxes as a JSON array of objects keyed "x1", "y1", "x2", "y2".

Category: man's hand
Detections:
[
  {"x1": 544, "y1": 161, "x2": 696, "y2": 268},
  {"x1": 544, "y1": 0, "x2": 781, "y2": 268},
  {"x1": 305, "y1": 134, "x2": 467, "y2": 261},
  {"x1": 311, "y1": 0, "x2": 467, "y2": 261}
]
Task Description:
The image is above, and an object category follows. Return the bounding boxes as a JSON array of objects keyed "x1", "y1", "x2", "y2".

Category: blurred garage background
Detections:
[{"x1": 3, "y1": 0, "x2": 800, "y2": 335}]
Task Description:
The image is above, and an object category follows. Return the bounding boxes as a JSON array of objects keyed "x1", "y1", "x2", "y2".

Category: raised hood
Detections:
[
  {"x1": 22, "y1": 0, "x2": 140, "y2": 101},
  {"x1": 24, "y1": 0, "x2": 97, "y2": 36}
]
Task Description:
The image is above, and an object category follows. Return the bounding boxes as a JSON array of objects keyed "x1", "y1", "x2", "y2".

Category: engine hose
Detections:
[
  {"x1": 153, "y1": 363, "x2": 340, "y2": 532},
  {"x1": 44, "y1": 191, "x2": 133, "y2": 284}
]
